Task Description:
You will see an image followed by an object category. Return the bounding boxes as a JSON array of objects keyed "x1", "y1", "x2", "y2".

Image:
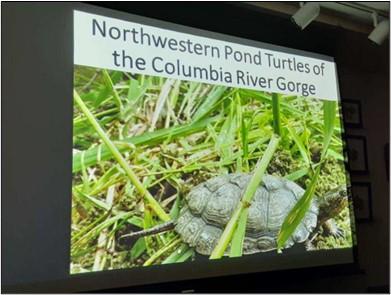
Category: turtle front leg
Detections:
[
  {"x1": 322, "y1": 219, "x2": 344, "y2": 239},
  {"x1": 304, "y1": 239, "x2": 317, "y2": 251}
]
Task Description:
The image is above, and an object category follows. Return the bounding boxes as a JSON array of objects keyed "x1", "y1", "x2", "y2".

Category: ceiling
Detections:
[
  {"x1": 246, "y1": 2, "x2": 390, "y2": 34},
  {"x1": 359, "y1": 2, "x2": 389, "y2": 12},
  {"x1": 319, "y1": 2, "x2": 389, "y2": 25}
]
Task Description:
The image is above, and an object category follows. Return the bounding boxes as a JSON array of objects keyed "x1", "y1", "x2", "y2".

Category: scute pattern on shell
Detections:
[{"x1": 175, "y1": 173, "x2": 318, "y2": 255}]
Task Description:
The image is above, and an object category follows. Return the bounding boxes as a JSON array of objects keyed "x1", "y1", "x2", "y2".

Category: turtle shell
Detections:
[{"x1": 175, "y1": 173, "x2": 319, "y2": 255}]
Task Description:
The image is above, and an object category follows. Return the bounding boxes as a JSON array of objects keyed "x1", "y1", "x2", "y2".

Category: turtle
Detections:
[{"x1": 122, "y1": 173, "x2": 348, "y2": 255}]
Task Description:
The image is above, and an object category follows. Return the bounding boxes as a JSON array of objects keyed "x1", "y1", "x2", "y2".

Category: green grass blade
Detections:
[
  {"x1": 162, "y1": 244, "x2": 189, "y2": 264},
  {"x1": 284, "y1": 167, "x2": 310, "y2": 181},
  {"x1": 230, "y1": 92, "x2": 281, "y2": 257},
  {"x1": 169, "y1": 196, "x2": 181, "y2": 219},
  {"x1": 74, "y1": 89, "x2": 170, "y2": 222},
  {"x1": 150, "y1": 79, "x2": 175, "y2": 131},
  {"x1": 71, "y1": 210, "x2": 111, "y2": 244},
  {"x1": 143, "y1": 237, "x2": 182, "y2": 266},
  {"x1": 130, "y1": 238, "x2": 146, "y2": 260},
  {"x1": 216, "y1": 101, "x2": 236, "y2": 161},
  {"x1": 272, "y1": 93, "x2": 281, "y2": 136},
  {"x1": 72, "y1": 211, "x2": 132, "y2": 249},
  {"x1": 74, "y1": 190, "x2": 112, "y2": 211},
  {"x1": 176, "y1": 248, "x2": 195, "y2": 262},
  {"x1": 327, "y1": 148, "x2": 344, "y2": 161},
  {"x1": 240, "y1": 90, "x2": 304, "y2": 116},
  {"x1": 210, "y1": 134, "x2": 280, "y2": 259},
  {"x1": 88, "y1": 166, "x2": 120, "y2": 195},
  {"x1": 277, "y1": 165, "x2": 321, "y2": 250},
  {"x1": 102, "y1": 69, "x2": 123, "y2": 110},
  {"x1": 276, "y1": 101, "x2": 337, "y2": 249},
  {"x1": 229, "y1": 208, "x2": 249, "y2": 257},
  {"x1": 143, "y1": 206, "x2": 154, "y2": 255},
  {"x1": 192, "y1": 86, "x2": 227, "y2": 121},
  {"x1": 240, "y1": 117, "x2": 250, "y2": 171},
  {"x1": 72, "y1": 115, "x2": 219, "y2": 173},
  {"x1": 127, "y1": 77, "x2": 146, "y2": 102},
  {"x1": 321, "y1": 100, "x2": 337, "y2": 159},
  {"x1": 286, "y1": 125, "x2": 310, "y2": 166}
]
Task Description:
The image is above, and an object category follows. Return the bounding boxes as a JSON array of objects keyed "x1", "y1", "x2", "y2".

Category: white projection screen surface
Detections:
[{"x1": 70, "y1": 8, "x2": 355, "y2": 278}]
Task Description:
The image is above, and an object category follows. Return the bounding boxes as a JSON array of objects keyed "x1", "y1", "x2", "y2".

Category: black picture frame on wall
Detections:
[
  {"x1": 342, "y1": 99, "x2": 363, "y2": 128},
  {"x1": 346, "y1": 135, "x2": 369, "y2": 175},
  {"x1": 351, "y1": 182, "x2": 373, "y2": 222}
]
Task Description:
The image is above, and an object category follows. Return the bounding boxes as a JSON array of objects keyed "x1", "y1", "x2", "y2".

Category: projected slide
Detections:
[{"x1": 71, "y1": 11, "x2": 353, "y2": 274}]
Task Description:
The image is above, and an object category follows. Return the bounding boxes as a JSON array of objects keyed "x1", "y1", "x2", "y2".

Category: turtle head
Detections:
[{"x1": 318, "y1": 185, "x2": 349, "y2": 221}]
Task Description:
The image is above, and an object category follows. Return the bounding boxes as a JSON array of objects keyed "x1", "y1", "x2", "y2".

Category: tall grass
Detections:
[
  {"x1": 277, "y1": 100, "x2": 337, "y2": 250},
  {"x1": 74, "y1": 89, "x2": 170, "y2": 222},
  {"x1": 210, "y1": 91, "x2": 282, "y2": 259},
  {"x1": 71, "y1": 66, "x2": 348, "y2": 272}
]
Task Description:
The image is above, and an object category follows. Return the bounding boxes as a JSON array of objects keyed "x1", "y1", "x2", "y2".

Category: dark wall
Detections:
[
  {"x1": 339, "y1": 66, "x2": 389, "y2": 289},
  {"x1": 92, "y1": 2, "x2": 389, "y2": 292}
]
